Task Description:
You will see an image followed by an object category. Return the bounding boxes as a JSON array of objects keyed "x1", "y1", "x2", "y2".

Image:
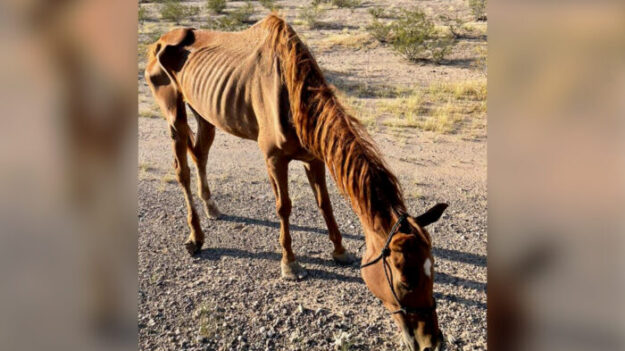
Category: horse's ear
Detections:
[{"x1": 414, "y1": 203, "x2": 448, "y2": 227}]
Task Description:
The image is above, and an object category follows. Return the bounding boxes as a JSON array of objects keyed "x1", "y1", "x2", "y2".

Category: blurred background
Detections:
[
  {"x1": 0, "y1": 0, "x2": 623, "y2": 350},
  {"x1": 0, "y1": 0, "x2": 137, "y2": 350},
  {"x1": 489, "y1": 1, "x2": 625, "y2": 350}
]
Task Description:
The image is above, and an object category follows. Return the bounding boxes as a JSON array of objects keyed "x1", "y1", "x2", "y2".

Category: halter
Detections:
[{"x1": 360, "y1": 214, "x2": 437, "y2": 316}]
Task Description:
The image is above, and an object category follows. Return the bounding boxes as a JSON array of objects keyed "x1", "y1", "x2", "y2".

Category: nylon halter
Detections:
[{"x1": 360, "y1": 214, "x2": 437, "y2": 315}]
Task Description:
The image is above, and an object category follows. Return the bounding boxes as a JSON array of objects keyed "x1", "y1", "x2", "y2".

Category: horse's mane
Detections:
[{"x1": 261, "y1": 15, "x2": 406, "y2": 227}]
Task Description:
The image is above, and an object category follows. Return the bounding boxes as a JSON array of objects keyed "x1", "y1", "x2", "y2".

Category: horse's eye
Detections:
[{"x1": 399, "y1": 280, "x2": 414, "y2": 290}]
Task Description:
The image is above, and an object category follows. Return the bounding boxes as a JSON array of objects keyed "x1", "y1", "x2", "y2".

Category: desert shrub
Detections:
[
  {"x1": 203, "y1": 16, "x2": 241, "y2": 31},
  {"x1": 426, "y1": 36, "x2": 454, "y2": 63},
  {"x1": 299, "y1": 4, "x2": 325, "y2": 29},
  {"x1": 331, "y1": 0, "x2": 361, "y2": 10},
  {"x1": 366, "y1": 19, "x2": 392, "y2": 43},
  {"x1": 160, "y1": 0, "x2": 198, "y2": 24},
  {"x1": 368, "y1": 7, "x2": 383, "y2": 18},
  {"x1": 368, "y1": 7, "x2": 397, "y2": 19},
  {"x1": 259, "y1": 0, "x2": 281, "y2": 10},
  {"x1": 468, "y1": 0, "x2": 487, "y2": 21},
  {"x1": 202, "y1": 2, "x2": 254, "y2": 31},
  {"x1": 138, "y1": 5, "x2": 148, "y2": 23},
  {"x1": 230, "y1": 1, "x2": 254, "y2": 23},
  {"x1": 368, "y1": 8, "x2": 455, "y2": 63},
  {"x1": 439, "y1": 13, "x2": 466, "y2": 39},
  {"x1": 185, "y1": 5, "x2": 200, "y2": 18},
  {"x1": 207, "y1": 0, "x2": 227, "y2": 14},
  {"x1": 473, "y1": 45, "x2": 487, "y2": 72}
]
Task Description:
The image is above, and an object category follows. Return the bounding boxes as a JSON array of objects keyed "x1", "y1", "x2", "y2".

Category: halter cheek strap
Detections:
[{"x1": 360, "y1": 214, "x2": 436, "y2": 315}]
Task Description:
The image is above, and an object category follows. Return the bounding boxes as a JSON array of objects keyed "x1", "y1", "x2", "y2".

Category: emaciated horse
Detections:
[{"x1": 145, "y1": 14, "x2": 448, "y2": 351}]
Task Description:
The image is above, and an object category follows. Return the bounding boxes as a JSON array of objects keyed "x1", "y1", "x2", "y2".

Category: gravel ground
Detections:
[
  {"x1": 138, "y1": 118, "x2": 486, "y2": 351},
  {"x1": 139, "y1": 1, "x2": 487, "y2": 350}
]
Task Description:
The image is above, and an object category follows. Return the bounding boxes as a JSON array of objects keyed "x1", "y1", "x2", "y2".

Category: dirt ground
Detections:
[{"x1": 138, "y1": 1, "x2": 487, "y2": 350}]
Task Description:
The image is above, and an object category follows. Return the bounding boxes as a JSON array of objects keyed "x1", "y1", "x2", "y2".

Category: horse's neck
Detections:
[{"x1": 359, "y1": 211, "x2": 397, "y2": 260}]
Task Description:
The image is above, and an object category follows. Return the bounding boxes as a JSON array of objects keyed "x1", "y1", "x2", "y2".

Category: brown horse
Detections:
[{"x1": 145, "y1": 14, "x2": 448, "y2": 351}]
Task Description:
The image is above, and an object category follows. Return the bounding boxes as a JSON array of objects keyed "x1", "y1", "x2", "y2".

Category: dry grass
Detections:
[
  {"x1": 378, "y1": 79, "x2": 486, "y2": 134},
  {"x1": 317, "y1": 32, "x2": 376, "y2": 50},
  {"x1": 428, "y1": 80, "x2": 487, "y2": 101},
  {"x1": 139, "y1": 108, "x2": 159, "y2": 118},
  {"x1": 158, "y1": 173, "x2": 178, "y2": 192},
  {"x1": 378, "y1": 90, "x2": 425, "y2": 128},
  {"x1": 339, "y1": 93, "x2": 378, "y2": 132},
  {"x1": 139, "y1": 162, "x2": 165, "y2": 182},
  {"x1": 196, "y1": 303, "x2": 223, "y2": 340},
  {"x1": 462, "y1": 22, "x2": 488, "y2": 37},
  {"x1": 298, "y1": 4, "x2": 326, "y2": 29}
]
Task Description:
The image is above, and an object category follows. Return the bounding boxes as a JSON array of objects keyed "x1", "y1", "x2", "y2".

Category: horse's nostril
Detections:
[{"x1": 422, "y1": 348, "x2": 432, "y2": 351}]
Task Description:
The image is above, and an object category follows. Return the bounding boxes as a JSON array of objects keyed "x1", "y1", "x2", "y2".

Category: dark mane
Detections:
[{"x1": 261, "y1": 15, "x2": 406, "y2": 228}]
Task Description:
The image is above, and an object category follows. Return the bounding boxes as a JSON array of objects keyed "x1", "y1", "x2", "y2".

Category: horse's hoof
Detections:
[
  {"x1": 184, "y1": 240, "x2": 203, "y2": 256},
  {"x1": 204, "y1": 199, "x2": 222, "y2": 219},
  {"x1": 332, "y1": 250, "x2": 356, "y2": 265},
  {"x1": 281, "y1": 261, "x2": 307, "y2": 281}
]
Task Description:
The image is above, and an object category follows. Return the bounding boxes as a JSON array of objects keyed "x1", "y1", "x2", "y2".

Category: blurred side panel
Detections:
[
  {"x1": 0, "y1": 0, "x2": 137, "y2": 350},
  {"x1": 489, "y1": 1, "x2": 625, "y2": 351}
]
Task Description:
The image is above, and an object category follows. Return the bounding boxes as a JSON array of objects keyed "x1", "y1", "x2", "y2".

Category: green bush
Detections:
[
  {"x1": 259, "y1": 0, "x2": 280, "y2": 10},
  {"x1": 205, "y1": 16, "x2": 242, "y2": 31},
  {"x1": 439, "y1": 13, "x2": 466, "y2": 39},
  {"x1": 202, "y1": 2, "x2": 254, "y2": 31},
  {"x1": 186, "y1": 5, "x2": 200, "y2": 18},
  {"x1": 366, "y1": 19, "x2": 392, "y2": 43},
  {"x1": 160, "y1": 0, "x2": 198, "y2": 24},
  {"x1": 299, "y1": 4, "x2": 325, "y2": 29},
  {"x1": 368, "y1": 7, "x2": 397, "y2": 19},
  {"x1": 392, "y1": 9, "x2": 453, "y2": 63},
  {"x1": 207, "y1": 0, "x2": 227, "y2": 14},
  {"x1": 138, "y1": 5, "x2": 148, "y2": 23},
  {"x1": 468, "y1": 0, "x2": 487, "y2": 21},
  {"x1": 331, "y1": 0, "x2": 360, "y2": 10},
  {"x1": 230, "y1": 1, "x2": 254, "y2": 23},
  {"x1": 368, "y1": 8, "x2": 455, "y2": 64}
]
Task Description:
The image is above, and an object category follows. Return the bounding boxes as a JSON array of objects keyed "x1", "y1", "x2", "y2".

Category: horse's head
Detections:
[{"x1": 361, "y1": 203, "x2": 448, "y2": 351}]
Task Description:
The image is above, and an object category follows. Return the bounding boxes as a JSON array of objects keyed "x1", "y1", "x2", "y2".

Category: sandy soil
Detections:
[{"x1": 138, "y1": 1, "x2": 487, "y2": 350}]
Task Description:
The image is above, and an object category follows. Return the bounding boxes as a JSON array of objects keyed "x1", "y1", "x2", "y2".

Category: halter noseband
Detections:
[{"x1": 360, "y1": 214, "x2": 437, "y2": 316}]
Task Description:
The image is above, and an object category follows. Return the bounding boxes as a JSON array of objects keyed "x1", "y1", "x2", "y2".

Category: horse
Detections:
[{"x1": 145, "y1": 14, "x2": 448, "y2": 351}]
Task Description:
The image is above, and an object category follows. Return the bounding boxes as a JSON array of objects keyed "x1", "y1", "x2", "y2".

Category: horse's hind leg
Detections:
[
  {"x1": 304, "y1": 159, "x2": 355, "y2": 264},
  {"x1": 188, "y1": 108, "x2": 222, "y2": 219},
  {"x1": 167, "y1": 102, "x2": 205, "y2": 255}
]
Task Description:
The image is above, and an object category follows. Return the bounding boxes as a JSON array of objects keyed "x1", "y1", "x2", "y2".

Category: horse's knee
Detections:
[
  {"x1": 175, "y1": 162, "x2": 190, "y2": 185},
  {"x1": 277, "y1": 198, "x2": 292, "y2": 218},
  {"x1": 168, "y1": 125, "x2": 180, "y2": 141}
]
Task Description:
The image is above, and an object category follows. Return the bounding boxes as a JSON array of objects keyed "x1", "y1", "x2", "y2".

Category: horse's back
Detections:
[
  {"x1": 146, "y1": 17, "x2": 306, "y2": 157},
  {"x1": 176, "y1": 25, "x2": 286, "y2": 141}
]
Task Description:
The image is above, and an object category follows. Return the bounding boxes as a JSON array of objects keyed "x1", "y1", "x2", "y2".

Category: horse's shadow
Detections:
[
  {"x1": 195, "y1": 224, "x2": 487, "y2": 309},
  {"x1": 219, "y1": 214, "x2": 487, "y2": 269},
  {"x1": 196, "y1": 247, "x2": 362, "y2": 284}
]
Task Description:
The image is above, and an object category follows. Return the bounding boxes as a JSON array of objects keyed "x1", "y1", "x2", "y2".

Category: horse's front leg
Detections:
[
  {"x1": 265, "y1": 155, "x2": 307, "y2": 280},
  {"x1": 304, "y1": 159, "x2": 355, "y2": 264}
]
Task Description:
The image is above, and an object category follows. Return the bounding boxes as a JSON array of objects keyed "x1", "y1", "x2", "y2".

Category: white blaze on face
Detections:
[{"x1": 424, "y1": 258, "x2": 432, "y2": 278}]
